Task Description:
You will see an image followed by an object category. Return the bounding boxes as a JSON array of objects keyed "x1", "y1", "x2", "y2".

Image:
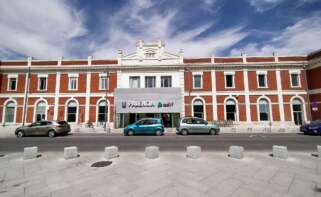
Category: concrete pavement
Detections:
[{"x1": 0, "y1": 150, "x2": 320, "y2": 197}]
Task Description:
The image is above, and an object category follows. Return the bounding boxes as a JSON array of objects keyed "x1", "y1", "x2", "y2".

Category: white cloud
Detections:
[
  {"x1": 230, "y1": 13, "x2": 321, "y2": 56},
  {"x1": 0, "y1": 0, "x2": 86, "y2": 59},
  {"x1": 248, "y1": 0, "x2": 285, "y2": 12},
  {"x1": 91, "y1": 0, "x2": 248, "y2": 58}
]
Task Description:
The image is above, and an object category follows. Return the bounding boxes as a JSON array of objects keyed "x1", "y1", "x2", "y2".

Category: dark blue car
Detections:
[
  {"x1": 300, "y1": 120, "x2": 321, "y2": 135},
  {"x1": 124, "y1": 118, "x2": 164, "y2": 136}
]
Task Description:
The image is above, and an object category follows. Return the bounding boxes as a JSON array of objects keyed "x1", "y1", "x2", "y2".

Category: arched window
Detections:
[
  {"x1": 35, "y1": 101, "x2": 46, "y2": 121},
  {"x1": 193, "y1": 99, "x2": 204, "y2": 118},
  {"x1": 5, "y1": 101, "x2": 16, "y2": 123},
  {"x1": 225, "y1": 99, "x2": 236, "y2": 121},
  {"x1": 67, "y1": 101, "x2": 77, "y2": 122},
  {"x1": 292, "y1": 99, "x2": 303, "y2": 125},
  {"x1": 97, "y1": 100, "x2": 108, "y2": 123},
  {"x1": 259, "y1": 99, "x2": 270, "y2": 121}
]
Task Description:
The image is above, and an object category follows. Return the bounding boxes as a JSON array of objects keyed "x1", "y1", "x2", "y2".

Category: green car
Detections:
[
  {"x1": 124, "y1": 118, "x2": 165, "y2": 136},
  {"x1": 176, "y1": 117, "x2": 220, "y2": 135}
]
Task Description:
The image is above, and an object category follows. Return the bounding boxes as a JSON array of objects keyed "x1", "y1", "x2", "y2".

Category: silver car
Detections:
[
  {"x1": 176, "y1": 117, "x2": 220, "y2": 135},
  {"x1": 15, "y1": 120, "x2": 71, "y2": 137}
]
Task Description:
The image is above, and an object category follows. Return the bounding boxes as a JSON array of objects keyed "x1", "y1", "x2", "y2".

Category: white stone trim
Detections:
[
  {"x1": 289, "y1": 71, "x2": 301, "y2": 88},
  {"x1": 65, "y1": 98, "x2": 79, "y2": 124},
  {"x1": 211, "y1": 70, "x2": 217, "y2": 120},
  {"x1": 276, "y1": 70, "x2": 285, "y2": 122},
  {"x1": 192, "y1": 72, "x2": 203, "y2": 89},
  {"x1": 53, "y1": 57, "x2": 62, "y2": 120},
  {"x1": 191, "y1": 96, "x2": 206, "y2": 120},
  {"x1": 224, "y1": 72, "x2": 235, "y2": 89},
  {"x1": 256, "y1": 71, "x2": 268, "y2": 88},
  {"x1": 85, "y1": 72, "x2": 91, "y2": 122},
  {"x1": 224, "y1": 96, "x2": 239, "y2": 121},
  {"x1": 2, "y1": 98, "x2": 17, "y2": 125},
  {"x1": 7, "y1": 74, "x2": 18, "y2": 78},
  {"x1": 96, "y1": 98, "x2": 110, "y2": 125},
  {"x1": 290, "y1": 96, "x2": 307, "y2": 124},
  {"x1": 33, "y1": 98, "x2": 49, "y2": 122},
  {"x1": 257, "y1": 96, "x2": 273, "y2": 122},
  {"x1": 243, "y1": 69, "x2": 251, "y2": 122}
]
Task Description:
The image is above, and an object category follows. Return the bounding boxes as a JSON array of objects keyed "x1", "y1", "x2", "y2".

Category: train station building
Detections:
[{"x1": 1, "y1": 40, "x2": 321, "y2": 131}]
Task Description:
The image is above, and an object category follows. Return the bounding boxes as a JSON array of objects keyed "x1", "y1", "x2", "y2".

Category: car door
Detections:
[
  {"x1": 189, "y1": 118, "x2": 199, "y2": 133},
  {"x1": 37, "y1": 121, "x2": 51, "y2": 135},
  {"x1": 135, "y1": 119, "x2": 146, "y2": 134},
  {"x1": 140, "y1": 119, "x2": 153, "y2": 134},
  {"x1": 27, "y1": 122, "x2": 41, "y2": 136},
  {"x1": 194, "y1": 118, "x2": 208, "y2": 133}
]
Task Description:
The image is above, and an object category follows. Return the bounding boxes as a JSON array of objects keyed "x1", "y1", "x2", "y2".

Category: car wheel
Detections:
[
  {"x1": 128, "y1": 130, "x2": 134, "y2": 136},
  {"x1": 16, "y1": 130, "x2": 24, "y2": 138},
  {"x1": 48, "y1": 130, "x2": 56, "y2": 138},
  {"x1": 181, "y1": 129, "x2": 188, "y2": 136},
  {"x1": 155, "y1": 130, "x2": 162, "y2": 136},
  {"x1": 209, "y1": 129, "x2": 216, "y2": 135}
]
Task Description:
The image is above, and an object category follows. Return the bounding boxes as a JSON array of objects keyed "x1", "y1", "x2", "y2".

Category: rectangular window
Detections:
[
  {"x1": 225, "y1": 75, "x2": 234, "y2": 88},
  {"x1": 38, "y1": 77, "x2": 47, "y2": 91},
  {"x1": 258, "y1": 74, "x2": 267, "y2": 88},
  {"x1": 291, "y1": 73, "x2": 300, "y2": 87},
  {"x1": 145, "y1": 76, "x2": 156, "y2": 88},
  {"x1": 69, "y1": 77, "x2": 78, "y2": 90},
  {"x1": 129, "y1": 76, "x2": 140, "y2": 88},
  {"x1": 99, "y1": 76, "x2": 108, "y2": 90},
  {"x1": 8, "y1": 77, "x2": 17, "y2": 91},
  {"x1": 193, "y1": 74, "x2": 202, "y2": 88},
  {"x1": 161, "y1": 76, "x2": 172, "y2": 88}
]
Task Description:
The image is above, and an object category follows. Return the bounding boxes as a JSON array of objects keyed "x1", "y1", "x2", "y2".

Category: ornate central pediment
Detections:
[{"x1": 118, "y1": 40, "x2": 183, "y2": 66}]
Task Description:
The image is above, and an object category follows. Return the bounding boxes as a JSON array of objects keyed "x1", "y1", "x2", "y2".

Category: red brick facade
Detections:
[{"x1": 0, "y1": 51, "x2": 320, "y2": 128}]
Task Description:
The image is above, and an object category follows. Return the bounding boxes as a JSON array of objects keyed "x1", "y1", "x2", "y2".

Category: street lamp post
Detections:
[
  {"x1": 104, "y1": 69, "x2": 110, "y2": 134},
  {"x1": 22, "y1": 66, "x2": 31, "y2": 126}
]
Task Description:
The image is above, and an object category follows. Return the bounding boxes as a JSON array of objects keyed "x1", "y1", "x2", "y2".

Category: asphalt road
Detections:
[{"x1": 0, "y1": 133, "x2": 320, "y2": 153}]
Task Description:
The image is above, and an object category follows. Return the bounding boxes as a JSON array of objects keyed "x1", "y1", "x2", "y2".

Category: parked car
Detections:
[
  {"x1": 15, "y1": 120, "x2": 71, "y2": 137},
  {"x1": 176, "y1": 117, "x2": 220, "y2": 135},
  {"x1": 124, "y1": 118, "x2": 164, "y2": 136},
  {"x1": 300, "y1": 120, "x2": 321, "y2": 135}
]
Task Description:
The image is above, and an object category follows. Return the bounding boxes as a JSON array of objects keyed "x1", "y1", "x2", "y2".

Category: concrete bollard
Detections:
[
  {"x1": 145, "y1": 146, "x2": 159, "y2": 159},
  {"x1": 104, "y1": 146, "x2": 119, "y2": 159},
  {"x1": 186, "y1": 146, "x2": 201, "y2": 159},
  {"x1": 272, "y1": 145, "x2": 288, "y2": 159},
  {"x1": 317, "y1": 145, "x2": 321, "y2": 158},
  {"x1": 23, "y1": 146, "x2": 38, "y2": 160},
  {"x1": 228, "y1": 146, "x2": 244, "y2": 159},
  {"x1": 64, "y1": 146, "x2": 78, "y2": 160}
]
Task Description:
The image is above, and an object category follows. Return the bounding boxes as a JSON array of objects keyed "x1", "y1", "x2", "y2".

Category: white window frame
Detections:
[
  {"x1": 65, "y1": 99, "x2": 79, "y2": 123},
  {"x1": 224, "y1": 72, "x2": 235, "y2": 89},
  {"x1": 7, "y1": 74, "x2": 18, "y2": 91},
  {"x1": 161, "y1": 76, "x2": 172, "y2": 88},
  {"x1": 289, "y1": 70, "x2": 301, "y2": 88},
  {"x1": 68, "y1": 74, "x2": 78, "y2": 91},
  {"x1": 256, "y1": 71, "x2": 268, "y2": 88},
  {"x1": 99, "y1": 73, "x2": 108, "y2": 90},
  {"x1": 129, "y1": 76, "x2": 140, "y2": 88},
  {"x1": 192, "y1": 72, "x2": 203, "y2": 89},
  {"x1": 37, "y1": 74, "x2": 48, "y2": 91},
  {"x1": 257, "y1": 97, "x2": 273, "y2": 122},
  {"x1": 145, "y1": 76, "x2": 156, "y2": 88}
]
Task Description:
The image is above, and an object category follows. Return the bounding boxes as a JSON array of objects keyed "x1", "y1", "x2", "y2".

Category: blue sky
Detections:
[{"x1": 0, "y1": 0, "x2": 321, "y2": 60}]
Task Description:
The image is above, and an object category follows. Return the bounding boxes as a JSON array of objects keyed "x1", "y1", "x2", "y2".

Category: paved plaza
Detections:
[{"x1": 0, "y1": 150, "x2": 320, "y2": 197}]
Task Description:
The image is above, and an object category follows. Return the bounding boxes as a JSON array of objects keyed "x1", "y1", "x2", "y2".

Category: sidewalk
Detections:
[{"x1": 0, "y1": 151, "x2": 320, "y2": 197}]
